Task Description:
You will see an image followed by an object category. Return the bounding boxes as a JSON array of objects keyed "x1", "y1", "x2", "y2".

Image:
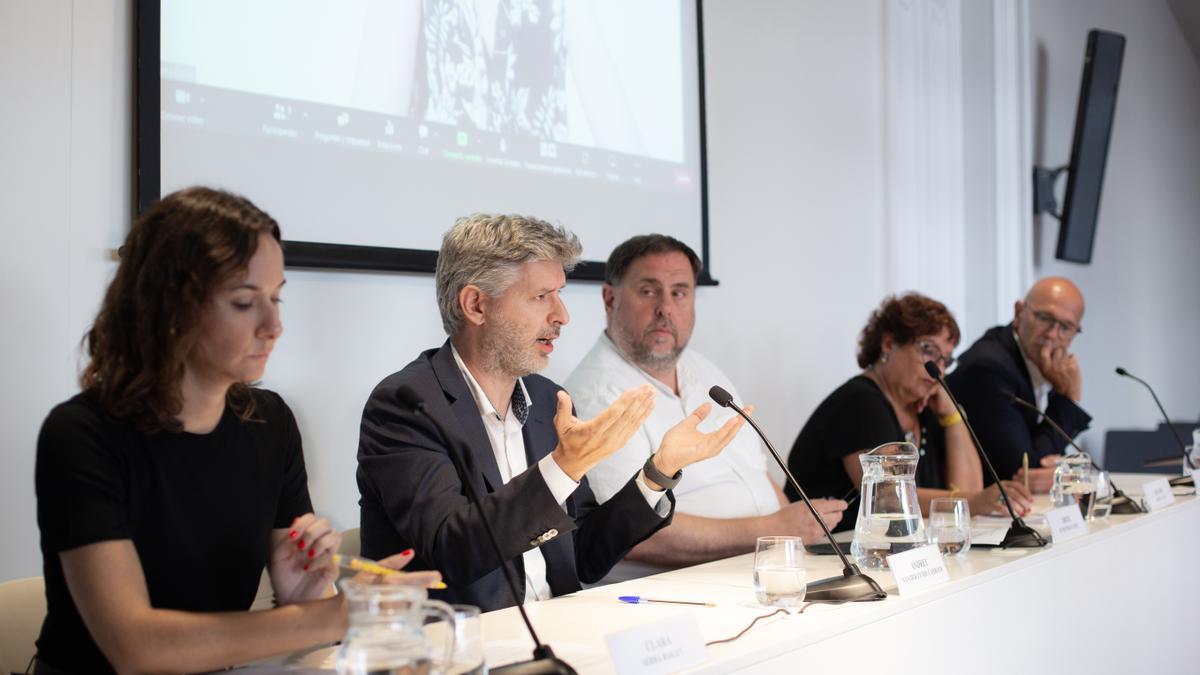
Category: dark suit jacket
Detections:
[
  {"x1": 357, "y1": 341, "x2": 674, "y2": 611},
  {"x1": 947, "y1": 325, "x2": 1092, "y2": 483}
]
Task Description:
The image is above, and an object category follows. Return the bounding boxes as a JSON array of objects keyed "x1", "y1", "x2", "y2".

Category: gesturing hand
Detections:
[
  {"x1": 551, "y1": 385, "x2": 656, "y2": 481},
  {"x1": 652, "y1": 403, "x2": 750, "y2": 481}
]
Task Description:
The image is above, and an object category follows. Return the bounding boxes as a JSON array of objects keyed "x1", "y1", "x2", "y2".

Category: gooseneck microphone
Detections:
[
  {"x1": 708, "y1": 385, "x2": 887, "y2": 602},
  {"x1": 1115, "y1": 367, "x2": 1195, "y2": 476},
  {"x1": 923, "y1": 362, "x2": 1047, "y2": 548},
  {"x1": 1007, "y1": 394, "x2": 1144, "y2": 514},
  {"x1": 396, "y1": 386, "x2": 575, "y2": 675}
]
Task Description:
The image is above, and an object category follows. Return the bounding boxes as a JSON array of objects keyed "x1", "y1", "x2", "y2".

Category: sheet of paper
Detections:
[
  {"x1": 970, "y1": 526, "x2": 1009, "y2": 546},
  {"x1": 975, "y1": 513, "x2": 1048, "y2": 527}
]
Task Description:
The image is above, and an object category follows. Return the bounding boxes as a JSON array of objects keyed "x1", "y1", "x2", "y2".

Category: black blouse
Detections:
[
  {"x1": 785, "y1": 376, "x2": 947, "y2": 531},
  {"x1": 34, "y1": 389, "x2": 313, "y2": 674}
]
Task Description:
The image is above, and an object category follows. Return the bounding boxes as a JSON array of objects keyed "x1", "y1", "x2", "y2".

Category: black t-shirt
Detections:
[
  {"x1": 34, "y1": 389, "x2": 313, "y2": 674},
  {"x1": 784, "y1": 376, "x2": 946, "y2": 531}
]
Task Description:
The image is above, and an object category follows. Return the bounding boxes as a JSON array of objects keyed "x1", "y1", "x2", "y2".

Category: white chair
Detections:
[
  {"x1": 249, "y1": 567, "x2": 275, "y2": 612},
  {"x1": 338, "y1": 528, "x2": 360, "y2": 557},
  {"x1": 0, "y1": 576, "x2": 46, "y2": 675}
]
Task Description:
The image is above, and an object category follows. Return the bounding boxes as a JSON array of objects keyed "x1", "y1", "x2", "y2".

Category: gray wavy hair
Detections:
[{"x1": 435, "y1": 214, "x2": 583, "y2": 335}]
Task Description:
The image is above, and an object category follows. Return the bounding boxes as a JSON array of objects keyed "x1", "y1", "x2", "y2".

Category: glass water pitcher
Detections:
[
  {"x1": 336, "y1": 580, "x2": 458, "y2": 675},
  {"x1": 851, "y1": 441, "x2": 926, "y2": 570}
]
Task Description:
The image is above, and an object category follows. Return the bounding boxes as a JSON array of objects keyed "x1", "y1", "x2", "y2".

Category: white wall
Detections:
[
  {"x1": 1030, "y1": 0, "x2": 1200, "y2": 459},
  {"x1": 1, "y1": 0, "x2": 131, "y2": 582},
  {"x1": 3, "y1": 0, "x2": 1197, "y2": 585},
  {"x1": 260, "y1": 0, "x2": 890, "y2": 535},
  {"x1": 0, "y1": 0, "x2": 888, "y2": 582}
]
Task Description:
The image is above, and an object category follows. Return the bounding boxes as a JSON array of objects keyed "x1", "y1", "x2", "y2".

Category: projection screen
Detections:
[{"x1": 137, "y1": 0, "x2": 714, "y2": 282}]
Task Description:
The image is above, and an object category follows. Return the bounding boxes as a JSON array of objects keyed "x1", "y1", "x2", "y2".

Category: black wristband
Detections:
[{"x1": 642, "y1": 454, "x2": 682, "y2": 490}]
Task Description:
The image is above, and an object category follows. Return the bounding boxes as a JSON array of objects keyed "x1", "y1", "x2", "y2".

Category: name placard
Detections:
[
  {"x1": 1046, "y1": 504, "x2": 1088, "y2": 542},
  {"x1": 1142, "y1": 477, "x2": 1176, "y2": 511},
  {"x1": 887, "y1": 545, "x2": 950, "y2": 595},
  {"x1": 605, "y1": 613, "x2": 707, "y2": 675}
]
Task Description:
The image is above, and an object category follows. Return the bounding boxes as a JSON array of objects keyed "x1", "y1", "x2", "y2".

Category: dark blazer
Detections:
[
  {"x1": 357, "y1": 341, "x2": 674, "y2": 611},
  {"x1": 947, "y1": 325, "x2": 1092, "y2": 483}
]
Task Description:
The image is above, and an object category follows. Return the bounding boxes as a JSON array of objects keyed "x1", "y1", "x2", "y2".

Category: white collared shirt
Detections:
[
  {"x1": 450, "y1": 344, "x2": 665, "y2": 602},
  {"x1": 565, "y1": 332, "x2": 780, "y2": 524},
  {"x1": 1014, "y1": 331, "x2": 1053, "y2": 413}
]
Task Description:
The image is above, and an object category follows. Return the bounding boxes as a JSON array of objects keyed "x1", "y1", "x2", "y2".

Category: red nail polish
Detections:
[
  {"x1": 289, "y1": 530, "x2": 298, "y2": 539},
  {"x1": 303, "y1": 564, "x2": 309, "y2": 571},
  {"x1": 401, "y1": 548, "x2": 414, "y2": 557},
  {"x1": 297, "y1": 540, "x2": 305, "y2": 549},
  {"x1": 308, "y1": 548, "x2": 315, "y2": 558}
]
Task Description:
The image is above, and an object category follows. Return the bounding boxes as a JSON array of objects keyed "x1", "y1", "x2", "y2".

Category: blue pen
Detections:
[{"x1": 619, "y1": 595, "x2": 715, "y2": 607}]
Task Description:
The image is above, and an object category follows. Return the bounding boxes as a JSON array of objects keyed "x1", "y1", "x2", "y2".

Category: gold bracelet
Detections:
[{"x1": 938, "y1": 411, "x2": 963, "y2": 428}]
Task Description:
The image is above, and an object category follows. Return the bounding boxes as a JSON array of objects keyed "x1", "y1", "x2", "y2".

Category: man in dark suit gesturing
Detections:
[
  {"x1": 357, "y1": 214, "x2": 745, "y2": 611},
  {"x1": 947, "y1": 277, "x2": 1090, "y2": 492}
]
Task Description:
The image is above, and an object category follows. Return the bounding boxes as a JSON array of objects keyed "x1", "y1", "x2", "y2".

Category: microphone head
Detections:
[
  {"x1": 708, "y1": 385, "x2": 734, "y2": 408},
  {"x1": 922, "y1": 360, "x2": 941, "y2": 380},
  {"x1": 1115, "y1": 367, "x2": 1128, "y2": 377}
]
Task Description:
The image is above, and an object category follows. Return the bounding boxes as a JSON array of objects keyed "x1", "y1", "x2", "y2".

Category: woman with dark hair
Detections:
[
  {"x1": 785, "y1": 293, "x2": 1033, "y2": 532},
  {"x1": 33, "y1": 187, "x2": 436, "y2": 674}
]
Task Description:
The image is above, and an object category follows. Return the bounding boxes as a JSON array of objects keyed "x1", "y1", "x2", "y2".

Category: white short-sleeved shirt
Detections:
[{"x1": 564, "y1": 333, "x2": 781, "y2": 520}]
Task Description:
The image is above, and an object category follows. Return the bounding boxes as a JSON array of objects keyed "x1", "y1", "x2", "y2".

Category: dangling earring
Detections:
[{"x1": 880, "y1": 352, "x2": 890, "y2": 365}]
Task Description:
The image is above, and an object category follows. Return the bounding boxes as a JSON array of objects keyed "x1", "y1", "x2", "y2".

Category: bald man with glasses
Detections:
[{"x1": 947, "y1": 277, "x2": 1089, "y2": 492}]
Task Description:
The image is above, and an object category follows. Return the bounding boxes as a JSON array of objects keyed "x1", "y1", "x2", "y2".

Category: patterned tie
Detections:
[{"x1": 511, "y1": 381, "x2": 529, "y2": 425}]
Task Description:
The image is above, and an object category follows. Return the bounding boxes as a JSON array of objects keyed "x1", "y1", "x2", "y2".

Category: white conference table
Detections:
[{"x1": 283, "y1": 474, "x2": 1199, "y2": 674}]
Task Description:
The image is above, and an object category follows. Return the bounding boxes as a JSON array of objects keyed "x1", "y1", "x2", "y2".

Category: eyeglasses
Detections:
[
  {"x1": 1026, "y1": 307, "x2": 1082, "y2": 337},
  {"x1": 916, "y1": 340, "x2": 956, "y2": 371}
]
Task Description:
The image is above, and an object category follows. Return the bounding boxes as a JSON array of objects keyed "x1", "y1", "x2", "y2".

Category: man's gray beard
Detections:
[
  {"x1": 615, "y1": 326, "x2": 685, "y2": 375},
  {"x1": 482, "y1": 315, "x2": 542, "y2": 378}
]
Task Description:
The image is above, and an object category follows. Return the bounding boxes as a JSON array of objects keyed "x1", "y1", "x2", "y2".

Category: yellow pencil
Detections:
[
  {"x1": 1023, "y1": 452, "x2": 1030, "y2": 492},
  {"x1": 333, "y1": 554, "x2": 447, "y2": 590}
]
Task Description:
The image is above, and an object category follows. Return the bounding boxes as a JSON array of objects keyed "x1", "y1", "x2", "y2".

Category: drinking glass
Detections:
[
  {"x1": 753, "y1": 536, "x2": 806, "y2": 607},
  {"x1": 926, "y1": 498, "x2": 971, "y2": 557},
  {"x1": 1187, "y1": 428, "x2": 1200, "y2": 476},
  {"x1": 1092, "y1": 471, "x2": 1114, "y2": 521},
  {"x1": 1050, "y1": 454, "x2": 1097, "y2": 520},
  {"x1": 450, "y1": 605, "x2": 485, "y2": 675},
  {"x1": 426, "y1": 604, "x2": 485, "y2": 675}
]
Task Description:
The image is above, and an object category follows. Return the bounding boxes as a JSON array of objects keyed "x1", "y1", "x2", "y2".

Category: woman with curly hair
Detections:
[
  {"x1": 785, "y1": 293, "x2": 1032, "y2": 532},
  {"x1": 32, "y1": 187, "x2": 434, "y2": 674}
]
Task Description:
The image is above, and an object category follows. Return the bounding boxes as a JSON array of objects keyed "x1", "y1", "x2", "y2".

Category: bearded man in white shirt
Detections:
[{"x1": 565, "y1": 235, "x2": 847, "y2": 581}]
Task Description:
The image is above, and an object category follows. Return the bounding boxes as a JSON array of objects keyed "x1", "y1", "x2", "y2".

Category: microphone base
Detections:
[
  {"x1": 490, "y1": 646, "x2": 577, "y2": 675},
  {"x1": 1109, "y1": 492, "x2": 1145, "y2": 515},
  {"x1": 1001, "y1": 519, "x2": 1048, "y2": 548},
  {"x1": 805, "y1": 565, "x2": 887, "y2": 603},
  {"x1": 1168, "y1": 474, "x2": 1194, "y2": 488}
]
